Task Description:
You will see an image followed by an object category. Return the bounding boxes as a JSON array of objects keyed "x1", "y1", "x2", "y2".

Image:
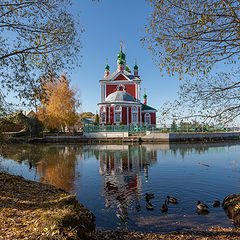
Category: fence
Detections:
[
  {"x1": 83, "y1": 122, "x2": 239, "y2": 134},
  {"x1": 83, "y1": 123, "x2": 156, "y2": 134}
]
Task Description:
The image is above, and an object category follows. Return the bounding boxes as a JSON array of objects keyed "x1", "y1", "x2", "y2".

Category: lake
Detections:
[{"x1": 0, "y1": 142, "x2": 240, "y2": 233}]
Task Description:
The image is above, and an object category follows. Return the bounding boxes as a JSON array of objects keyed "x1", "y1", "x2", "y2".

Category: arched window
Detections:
[
  {"x1": 131, "y1": 106, "x2": 138, "y2": 123},
  {"x1": 101, "y1": 107, "x2": 106, "y2": 124},
  {"x1": 145, "y1": 113, "x2": 151, "y2": 125},
  {"x1": 114, "y1": 105, "x2": 122, "y2": 124}
]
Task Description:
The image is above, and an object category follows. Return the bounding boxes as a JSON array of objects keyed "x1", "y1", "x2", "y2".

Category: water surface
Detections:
[{"x1": 1, "y1": 142, "x2": 240, "y2": 232}]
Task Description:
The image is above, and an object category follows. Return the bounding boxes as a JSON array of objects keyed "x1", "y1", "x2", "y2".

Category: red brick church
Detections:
[{"x1": 98, "y1": 45, "x2": 157, "y2": 126}]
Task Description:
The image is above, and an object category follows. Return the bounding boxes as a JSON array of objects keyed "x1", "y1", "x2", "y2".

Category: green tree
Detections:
[
  {"x1": 95, "y1": 113, "x2": 99, "y2": 124},
  {"x1": 0, "y1": 0, "x2": 83, "y2": 101},
  {"x1": 79, "y1": 112, "x2": 95, "y2": 119}
]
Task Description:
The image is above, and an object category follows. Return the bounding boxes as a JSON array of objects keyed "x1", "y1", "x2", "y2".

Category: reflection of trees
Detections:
[
  {"x1": 1, "y1": 144, "x2": 103, "y2": 192},
  {"x1": 99, "y1": 145, "x2": 158, "y2": 217},
  {"x1": 169, "y1": 142, "x2": 237, "y2": 159},
  {"x1": 37, "y1": 146, "x2": 77, "y2": 192}
]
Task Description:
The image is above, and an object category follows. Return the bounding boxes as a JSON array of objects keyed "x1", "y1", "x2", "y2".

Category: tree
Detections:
[
  {"x1": 143, "y1": 0, "x2": 240, "y2": 76},
  {"x1": 0, "y1": 0, "x2": 83, "y2": 101},
  {"x1": 79, "y1": 112, "x2": 95, "y2": 119},
  {"x1": 37, "y1": 73, "x2": 80, "y2": 131},
  {"x1": 95, "y1": 113, "x2": 99, "y2": 124},
  {"x1": 161, "y1": 71, "x2": 240, "y2": 123},
  {"x1": 143, "y1": 0, "x2": 240, "y2": 122}
]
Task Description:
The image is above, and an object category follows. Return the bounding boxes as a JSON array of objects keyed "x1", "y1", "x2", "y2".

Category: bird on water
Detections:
[
  {"x1": 213, "y1": 200, "x2": 220, "y2": 207},
  {"x1": 161, "y1": 200, "x2": 168, "y2": 213},
  {"x1": 167, "y1": 195, "x2": 178, "y2": 204},
  {"x1": 196, "y1": 200, "x2": 209, "y2": 212}
]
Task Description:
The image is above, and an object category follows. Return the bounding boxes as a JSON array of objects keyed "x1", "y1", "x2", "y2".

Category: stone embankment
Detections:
[{"x1": 9, "y1": 131, "x2": 240, "y2": 144}]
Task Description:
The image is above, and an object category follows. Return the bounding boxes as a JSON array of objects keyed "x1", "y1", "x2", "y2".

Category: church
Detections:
[{"x1": 98, "y1": 45, "x2": 157, "y2": 126}]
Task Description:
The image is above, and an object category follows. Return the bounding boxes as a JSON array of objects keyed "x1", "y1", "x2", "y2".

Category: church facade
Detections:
[{"x1": 98, "y1": 47, "x2": 157, "y2": 126}]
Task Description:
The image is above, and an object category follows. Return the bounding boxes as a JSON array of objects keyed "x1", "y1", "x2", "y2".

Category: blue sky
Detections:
[{"x1": 69, "y1": 0, "x2": 180, "y2": 115}]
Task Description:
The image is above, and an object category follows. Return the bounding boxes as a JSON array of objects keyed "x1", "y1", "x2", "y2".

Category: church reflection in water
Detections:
[{"x1": 98, "y1": 145, "x2": 158, "y2": 218}]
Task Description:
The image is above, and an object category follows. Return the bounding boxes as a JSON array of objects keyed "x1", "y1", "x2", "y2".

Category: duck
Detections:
[
  {"x1": 161, "y1": 200, "x2": 168, "y2": 213},
  {"x1": 213, "y1": 200, "x2": 220, "y2": 207},
  {"x1": 145, "y1": 193, "x2": 155, "y2": 200},
  {"x1": 167, "y1": 195, "x2": 178, "y2": 204},
  {"x1": 196, "y1": 200, "x2": 209, "y2": 212},
  {"x1": 146, "y1": 201, "x2": 154, "y2": 211}
]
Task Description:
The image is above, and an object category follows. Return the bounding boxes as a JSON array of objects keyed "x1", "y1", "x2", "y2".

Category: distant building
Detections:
[
  {"x1": 26, "y1": 110, "x2": 36, "y2": 118},
  {"x1": 98, "y1": 45, "x2": 157, "y2": 126}
]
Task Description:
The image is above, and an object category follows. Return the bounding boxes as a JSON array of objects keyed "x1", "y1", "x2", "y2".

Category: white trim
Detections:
[
  {"x1": 100, "y1": 80, "x2": 141, "y2": 84},
  {"x1": 138, "y1": 84, "x2": 141, "y2": 102},
  {"x1": 145, "y1": 113, "x2": 151, "y2": 125},
  {"x1": 100, "y1": 107, "x2": 106, "y2": 124},
  {"x1": 98, "y1": 103, "x2": 141, "y2": 107},
  {"x1": 142, "y1": 110, "x2": 157, "y2": 113},
  {"x1": 131, "y1": 106, "x2": 138, "y2": 124},
  {"x1": 111, "y1": 71, "x2": 131, "y2": 81},
  {"x1": 114, "y1": 105, "x2": 122, "y2": 124},
  {"x1": 127, "y1": 107, "x2": 129, "y2": 125}
]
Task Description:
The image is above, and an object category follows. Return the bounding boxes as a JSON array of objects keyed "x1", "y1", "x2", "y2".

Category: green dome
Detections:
[
  {"x1": 105, "y1": 64, "x2": 110, "y2": 70},
  {"x1": 143, "y1": 93, "x2": 147, "y2": 99},
  {"x1": 134, "y1": 64, "x2": 138, "y2": 70},
  {"x1": 117, "y1": 50, "x2": 126, "y2": 60},
  {"x1": 119, "y1": 59, "x2": 124, "y2": 65},
  {"x1": 125, "y1": 65, "x2": 130, "y2": 71}
]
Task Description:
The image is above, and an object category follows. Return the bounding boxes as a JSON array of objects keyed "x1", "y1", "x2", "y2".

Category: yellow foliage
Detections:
[{"x1": 37, "y1": 73, "x2": 80, "y2": 130}]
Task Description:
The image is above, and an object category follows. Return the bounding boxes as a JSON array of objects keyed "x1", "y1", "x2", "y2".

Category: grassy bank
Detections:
[{"x1": 0, "y1": 172, "x2": 95, "y2": 239}]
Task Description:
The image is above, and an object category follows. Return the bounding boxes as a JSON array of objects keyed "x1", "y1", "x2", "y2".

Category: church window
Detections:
[
  {"x1": 145, "y1": 113, "x2": 151, "y2": 125},
  {"x1": 114, "y1": 105, "x2": 122, "y2": 123},
  {"x1": 131, "y1": 106, "x2": 138, "y2": 123},
  {"x1": 101, "y1": 107, "x2": 106, "y2": 123}
]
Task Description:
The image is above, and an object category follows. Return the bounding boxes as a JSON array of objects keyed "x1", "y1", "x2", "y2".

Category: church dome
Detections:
[
  {"x1": 117, "y1": 50, "x2": 126, "y2": 60},
  {"x1": 105, "y1": 90, "x2": 136, "y2": 102}
]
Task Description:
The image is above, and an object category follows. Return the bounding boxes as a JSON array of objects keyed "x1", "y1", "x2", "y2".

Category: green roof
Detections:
[
  {"x1": 125, "y1": 65, "x2": 130, "y2": 71},
  {"x1": 119, "y1": 59, "x2": 124, "y2": 65},
  {"x1": 117, "y1": 50, "x2": 126, "y2": 60},
  {"x1": 105, "y1": 64, "x2": 110, "y2": 70},
  {"x1": 141, "y1": 103, "x2": 157, "y2": 111}
]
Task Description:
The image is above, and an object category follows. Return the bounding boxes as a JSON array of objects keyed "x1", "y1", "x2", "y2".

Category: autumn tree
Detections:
[
  {"x1": 37, "y1": 73, "x2": 80, "y2": 131},
  {"x1": 143, "y1": 0, "x2": 240, "y2": 122},
  {"x1": 143, "y1": 0, "x2": 240, "y2": 75},
  {"x1": 0, "y1": 0, "x2": 83, "y2": 102}
]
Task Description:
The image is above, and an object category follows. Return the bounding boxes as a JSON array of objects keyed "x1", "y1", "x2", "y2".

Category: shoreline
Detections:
[{"x1": 4, "y1": 131, "x2": 240, "y2": 144}]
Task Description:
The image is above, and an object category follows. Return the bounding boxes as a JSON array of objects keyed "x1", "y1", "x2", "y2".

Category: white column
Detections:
[
  {"x1": 101, "y1": 84, "x2": 104, "y2": 102},
  {"x1": 127, "y1": 107, "x2": 129, "y2": 125},
  {"x1": 138, "y1": 84, "x2": 141, "y2": 101}
]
